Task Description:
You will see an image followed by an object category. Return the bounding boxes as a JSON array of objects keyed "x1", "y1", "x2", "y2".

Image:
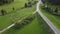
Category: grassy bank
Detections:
[
  {"x1": 2, "y1": 13, "x2": 54, "y2": 34},
  {"x1": 40, "y1": 4, "x2": 60, "y2": 30},
  {"x1": 0, "y1": 0, "x2": 36, "y2": 30}
]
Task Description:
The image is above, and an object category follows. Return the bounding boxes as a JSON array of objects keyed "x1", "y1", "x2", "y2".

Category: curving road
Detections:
[{"x1": 36, "y1": 0, "x2": 60, "y2": 34}]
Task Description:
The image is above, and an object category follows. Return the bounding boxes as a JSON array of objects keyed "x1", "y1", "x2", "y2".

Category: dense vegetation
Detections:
[
  {"x1": 41, "y1": 0, "x2": 60, "y2": 5},
  {"x1": 0, "y1": 0, "x2": 14, "y2": 5}
]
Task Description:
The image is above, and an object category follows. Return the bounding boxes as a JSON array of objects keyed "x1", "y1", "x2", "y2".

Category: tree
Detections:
[
  {"x1": 13, "y1": 7, "x2": 15, "y2": 10},
  {"x1": 28, "y1": 1, "x2": 32, "y2": 7},
  {"x1": 34, "y1": 1, "x2": 38, "y2": 4},
  {"x1": 1, "y1": 9, "x2": 6, "y2": 16},
  {"x1": 0, "y1": 0, "x2": 14, "y2": 5},
  {"x1": 55, "y1": 8, "x2": 58, "y2": 13},
  {"x1": 25, "y1": 3, "x2": 28, "y2": 8},
  {"x1": 44, "y1": 0, "x2": 60, "y2": 5},
  {"x1": 41, "y1": 0, "x2": 45, "y2": 3}
]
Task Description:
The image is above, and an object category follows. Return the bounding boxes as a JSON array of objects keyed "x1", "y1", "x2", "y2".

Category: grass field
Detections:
[
  {"x1": 2, "y1": 13, "x2": 54, "y2": 34},
  {"x1": 0, "y1": 0, "x2": 36, "y2": 30},
  {"x1": 40, "y1": 4, "x2": 60, "y2": 30}
]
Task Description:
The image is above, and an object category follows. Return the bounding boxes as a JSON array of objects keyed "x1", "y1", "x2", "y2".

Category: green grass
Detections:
[
  {"x1": 2, "y1": 13, "x2": 54, "y2": 34},
  {"x1": 0, "y1": 0, "x2": 36, "y2": 30},
  {"x1": 0, "y1": 0, "x2": 27, "y2": 13},
  {"x1": 2, "y1": 18, "x2": 41, "y2": 34},
  {"x1": 40, "y1": 5, "x2": 60, "y2": 30}
]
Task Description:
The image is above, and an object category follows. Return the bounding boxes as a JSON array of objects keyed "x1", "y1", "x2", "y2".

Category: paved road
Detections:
[{"x1": 36, "y1": 0, "x2": 60, "y2": 34}]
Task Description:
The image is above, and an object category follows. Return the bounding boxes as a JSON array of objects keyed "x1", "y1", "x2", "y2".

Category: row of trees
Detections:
[
  {"x1": 0, "y1": 7, "x2": 15, "y2": 16},
  {"x1": 42, "y1": 5, "x2": 58, "y2": 14},
  {"x1": 0, "y1": 0, "x2": 14, "y2": 5},
  {"x1": 47, "y1": 0, "x2": 60, "y2": 5},
  {"x1": 0, "y1": 0, "x2": 38, "y2": 16},
  {"x1": 24, "y1": 0, "x2": 38, "y2": 8},
  {"x1": 41, "y1": 0, "x2": 60, "y2": 5}
]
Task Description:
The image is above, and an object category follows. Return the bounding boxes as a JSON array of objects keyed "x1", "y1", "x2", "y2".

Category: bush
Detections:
[
  {"x1": 42, "y1": 5, "x2": 54, "y2": 13},
  {"x1": 25, "y1": 3, "x2": 28, "y2": 8},
  {"x1": 13, "y1": 7, "x2": 15, "y2": 10},
  {"x1": 34, "y1": 1, "x2": 38, "y2": 4},
  {"x1": 0, "y1": 0, "x2": 14, "y2": 5},
  {"x1": 13, "y1": 23, "x2": 22, "y2": 29},
  {"x1": 23, "y1": 18, "x2": 31, "y2": 23},
  {"x1": 13, "y1": 14, "x2": 35, "y2": 29},
  {"x1": 54, "y1": 8, "x2": 58, "y2": 13},
  {"x1": 1, "y1": 9, "x2": 7, "y2": 16},
  {"x1": 21, "y1": 23, "x2": 25, "y2": 25},
  {"x1": 28, "y1": 1, "x2": 32, "y2": 7}
]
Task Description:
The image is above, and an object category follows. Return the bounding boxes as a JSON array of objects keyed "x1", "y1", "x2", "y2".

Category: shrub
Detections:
[
  {"x1": 13, "y1": 7, "x2": 15, "y2": 10},
  {"x1": 25, "y1": 3, "x2": 28, "y2": 8},
  {"x1": 28, "y1": 1, "x2": 32, "y2": 7},
  {"x1": 0, "y1": 0, "x2": 14, "y2": 5},
  {"x1": 21, "y1": 23, "x2": 25, "y2": 25},
  {"x1": 24, "y1": 19, "x2": 31, "y2": 24},
  {"x1": 34, "y1": 1, "x2": 38, "y2": 4},
  {"x1": 1, "y1": 9, "x2": 7, "y2": 16},
  {"x1": 13, "y1": 23, "x2": 22, "y2": 29},
  {"x1": 54, "y1": 8, "x2": 58, "y2": 13}
]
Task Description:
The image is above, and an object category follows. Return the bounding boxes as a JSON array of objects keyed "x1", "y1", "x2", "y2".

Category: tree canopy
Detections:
[
  {"x1": 42, "y1": 0, "x2": 60, "y2": 5},
  {"x1": 48, "y1": 0, "x2": 60, "y2": 5},
  {"x1": 0, "y1": 0, "x2": 14, "y2": 5}
]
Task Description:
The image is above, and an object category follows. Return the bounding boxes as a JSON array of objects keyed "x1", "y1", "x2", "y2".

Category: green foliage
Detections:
[
  {"x1": 1, "y1": 9, "x2": 7, "y2": 16},
  {"x1": 55, "y1": 8, "x2": 58, "y2": 13},
  {"x1": 36, "y1": 13, "x2": 55, "y2": 34},
  {"x1": 42, "y1": 0, "x2": 60, "y2": 5},
  {"x1": 13, "y1": 23, "x2": 22, "y2": 29},
  {"x1": 13, "y1": 14, "x2": 35, "y2": 29},
  {"x1": 2, "y1": 13, "x2": 55, "y2": 34},
  {"x1": 24, "y1": 0, "x2": 38, "y2": 8},
  {"x1": 0, "y1": 0, "x2": 14, "y2": 5},
  {"x1": 0, "y1": 0, "x2": 36, "y2": 30},
  {"x1": 40, "y1": 5, "x2": 60, "y2": 30},
  {"x1": 25, "y1": 3, "x2": 28, "y2": 8},
  {"x1": 12, "y1": 7, "x2": 15, "y2": 10},
  {"x1": 28, "y1": 1, "x2": 32, "y2": 7},
  {"x1": 34, "y1": 1, "x2": 38, "y2": 4}
]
